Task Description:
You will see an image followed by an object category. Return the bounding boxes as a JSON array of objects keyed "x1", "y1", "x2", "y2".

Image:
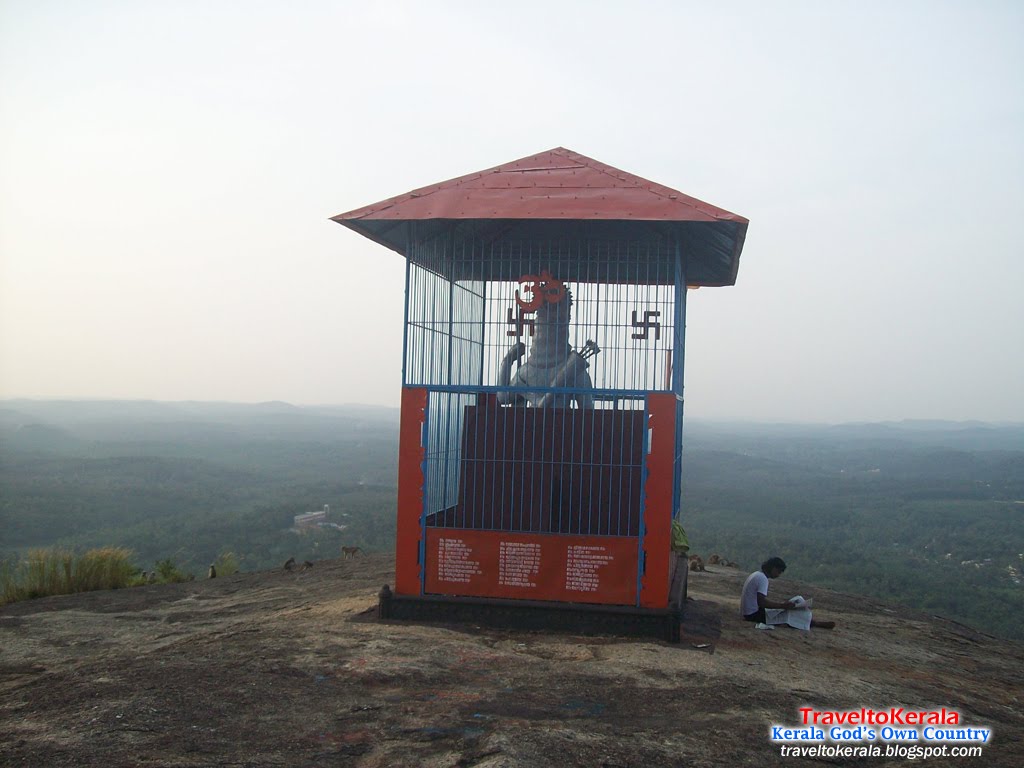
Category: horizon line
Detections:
[{"x1": 2, "y1": 397, "x2": 1022, "y2": 428}]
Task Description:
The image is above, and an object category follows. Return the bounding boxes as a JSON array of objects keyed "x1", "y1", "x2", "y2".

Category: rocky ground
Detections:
[{"x1": 1, "y1": 553, "x2": 1022, "y2": 767}]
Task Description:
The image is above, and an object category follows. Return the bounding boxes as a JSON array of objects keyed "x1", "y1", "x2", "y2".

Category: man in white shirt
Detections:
[{"x1": 740, "y1": 557, "x2": 835, "y2": 629}]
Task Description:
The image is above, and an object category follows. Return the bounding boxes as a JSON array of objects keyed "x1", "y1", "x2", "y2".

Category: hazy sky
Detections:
[{"x1": 1, "y1": 1, "x2": 1021, "y2": 422}]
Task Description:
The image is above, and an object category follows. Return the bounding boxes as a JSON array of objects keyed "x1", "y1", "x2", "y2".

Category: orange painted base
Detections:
[{"x1": 394, "y1": 390, "x2": 678, "y2": 610}]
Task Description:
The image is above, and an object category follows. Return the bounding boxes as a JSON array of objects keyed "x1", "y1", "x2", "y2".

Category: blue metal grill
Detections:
[{"x1": 405, "y1": 235, "x2": 686, "y2": 539}]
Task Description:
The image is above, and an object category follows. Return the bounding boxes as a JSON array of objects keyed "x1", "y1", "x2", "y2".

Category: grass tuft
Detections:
[
  {"x1": 154, "y1": 558, "x2": 193, "y2": 583},
  {"x1": 214, "y1": 550, "x2": 240, "y2": 577},
  {"x1": 0, "y1": 547, "x2": 137, "y2": 605}
]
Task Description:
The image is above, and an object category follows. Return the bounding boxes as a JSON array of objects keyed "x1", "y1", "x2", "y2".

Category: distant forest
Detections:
[{"x1": 1, "y1": 400, "x2": 1022, "y2": 640}]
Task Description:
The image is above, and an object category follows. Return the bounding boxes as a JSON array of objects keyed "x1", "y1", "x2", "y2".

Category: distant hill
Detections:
[
  {"x1": 0, "y1": 399, "x2": 400, "y2": 441},
  {"x1": 0, "y1": 421, "x2": 86, "y2": 454},
  {"x1": 686, "y1": 418, "x2": 1024, "y2": 452}
]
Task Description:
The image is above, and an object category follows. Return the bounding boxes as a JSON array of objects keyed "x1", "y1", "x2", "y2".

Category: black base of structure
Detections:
[{"x1": 378, "y1": 555, "x2": 689, "y2": 643}]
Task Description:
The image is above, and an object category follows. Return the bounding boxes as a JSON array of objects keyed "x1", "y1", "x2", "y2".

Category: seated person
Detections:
[{"x1": 740, "y1": 557, "x2": 835, "y2": 630}]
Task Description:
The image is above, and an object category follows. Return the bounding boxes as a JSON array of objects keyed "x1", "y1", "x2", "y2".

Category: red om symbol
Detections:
[{"x1": 515, "y1": 270, "x2": 566, "y2": 312}]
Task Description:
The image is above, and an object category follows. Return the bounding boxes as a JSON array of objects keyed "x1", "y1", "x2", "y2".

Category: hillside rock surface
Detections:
[{"x1": 2, "y1": 554, "x2": 1022, "y2": 766}]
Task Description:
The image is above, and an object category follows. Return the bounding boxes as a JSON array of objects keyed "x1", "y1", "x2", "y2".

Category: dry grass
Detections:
[
  {"x1": 214, "y1": 550, "x2": 240, "y2": 577},
  {"x1": 1, "y1": 547, "x2": 137, "y2": 605}
]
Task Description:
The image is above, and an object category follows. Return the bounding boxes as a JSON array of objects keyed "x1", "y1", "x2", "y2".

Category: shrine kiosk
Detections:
[{"x1": 332, "y1": 147, "x2": 747, "y2": 640}]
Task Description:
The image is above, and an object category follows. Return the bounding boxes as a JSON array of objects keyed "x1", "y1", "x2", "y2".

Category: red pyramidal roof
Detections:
[
  {"x1": 332, "y1": 147, "x2": 748, "y2": 286},
  {"x1": 333, "y1": 147, "x2": 747, "y2": 224}
]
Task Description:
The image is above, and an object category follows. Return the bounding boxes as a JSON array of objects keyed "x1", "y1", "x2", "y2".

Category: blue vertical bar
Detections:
[
  {"x1": 479, "y1": 278, "x2": 488, "y2": 387},
  {"x1": 442, "y1": 234, "x2": 456, "y2": 518},
  {"x1": 672, "y1": 241, "x2": 687, "y2": 523},
  {"x1": 445, "y1": 232, "x2": 455, "y2": 386},
  {"x1": 672, "y1": 241, "x2": 687, "y2": 395},
  {"x1": 401, "y1": 245, "x2": 413, "y2": 386}
]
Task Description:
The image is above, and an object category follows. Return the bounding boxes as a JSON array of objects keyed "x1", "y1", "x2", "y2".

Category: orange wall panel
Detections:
[
  {"x1": 639, "y1": 393, "x2": 676, "y2": 608},
  {"x1": 395, "y1": 387, "x2": 427, "y2": 596}
]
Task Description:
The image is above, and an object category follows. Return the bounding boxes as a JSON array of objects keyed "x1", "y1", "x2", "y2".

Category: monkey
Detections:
[
  {"x1": 208, "y1": 564, "x2": 217, "y2": 579},
  {"x1": 283, "y1": 557, "x2": 296, "y2": 571},
  {"x1": 688, "y1": 555, "x2": 706, "y2": 572},
  {"x1": 707, "y1": 554, "x2": 722, "y2": 565},
  {"x1": 147, "y1": 572, "x2": 156, "y2": 584},
  {"x1": 300, "y1": 560, "x2": 314, "y2": 571},
  {"x1": 341, "y1": 546, "x2": 362, "y2": 558}
]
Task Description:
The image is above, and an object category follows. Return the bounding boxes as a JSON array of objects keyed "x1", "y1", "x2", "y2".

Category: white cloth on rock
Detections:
[{"x1": 764, "y1": 596, "x2": 814, "y2": 630}]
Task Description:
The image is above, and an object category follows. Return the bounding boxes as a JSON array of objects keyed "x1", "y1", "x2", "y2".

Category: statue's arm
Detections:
[
  {"x1": 497, "y1": 342, "x2": 526, "y2": 405},
  {"x1": 538, "y1": 354, "x2": 595, "y2": 409}
]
